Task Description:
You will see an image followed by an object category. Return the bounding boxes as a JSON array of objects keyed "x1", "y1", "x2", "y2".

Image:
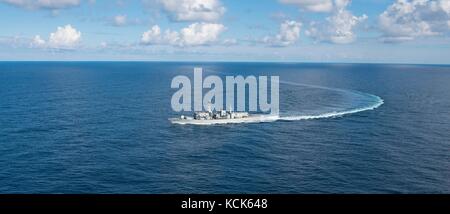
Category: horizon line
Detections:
[{"x1": 1, "y1": 60, "x2": 450, "y2": 66}]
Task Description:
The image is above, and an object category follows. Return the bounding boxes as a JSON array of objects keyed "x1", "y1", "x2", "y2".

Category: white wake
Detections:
[
  {"x1": 276, "y1": 80, "x2": 384, "y2": 121},
  {"x1": 171, "y1": 81, "x2": 384, "y2": 125}
]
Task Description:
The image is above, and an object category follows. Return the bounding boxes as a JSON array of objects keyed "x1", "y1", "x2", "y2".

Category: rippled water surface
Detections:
[{"x1": 0, "y1": 62, "x2": 449, "y2": 193}]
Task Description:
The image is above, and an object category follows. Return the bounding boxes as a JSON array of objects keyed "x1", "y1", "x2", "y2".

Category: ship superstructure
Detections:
[{"x1": 170, "y1": 102, "x2": 279, "y2": 125}]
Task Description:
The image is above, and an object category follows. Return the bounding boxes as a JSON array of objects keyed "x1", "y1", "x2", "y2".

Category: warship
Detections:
[{"x1": 170, "y1": 105, "x2": 277, "y2": 125}]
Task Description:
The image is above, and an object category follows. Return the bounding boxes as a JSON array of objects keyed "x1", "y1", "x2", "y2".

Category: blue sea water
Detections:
[{"x1": 0, "y1": 62, "x2": 449, "y2": 193}]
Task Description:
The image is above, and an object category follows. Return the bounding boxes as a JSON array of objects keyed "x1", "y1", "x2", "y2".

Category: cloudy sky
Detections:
[{"x1": 0, "y1": 0, "x2": 450, "y2": 64}]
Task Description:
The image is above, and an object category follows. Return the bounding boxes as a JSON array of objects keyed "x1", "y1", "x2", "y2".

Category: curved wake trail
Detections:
[
  {"x1": 171, "y1": 80, "x2": 384, "y2": 125},
  {"x1": 276, "y1": 81, "x2": 384, "y2": 121}
]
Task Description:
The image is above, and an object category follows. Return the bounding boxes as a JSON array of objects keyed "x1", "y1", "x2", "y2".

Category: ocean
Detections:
[{"x1": 0, "y1": 62, "x2": 449, "y2": 193}]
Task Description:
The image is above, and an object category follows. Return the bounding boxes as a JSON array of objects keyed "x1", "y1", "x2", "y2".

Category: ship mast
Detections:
[{"x1": 207, "y1": 102, "x2": 212, "y2": 113}]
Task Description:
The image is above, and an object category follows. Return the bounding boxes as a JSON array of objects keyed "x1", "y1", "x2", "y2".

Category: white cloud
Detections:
[
  {"x1": 263, "y1": 20, "x2": 302, "y2": 46},
  {"x1": 100, "y1": 41, "x2": 107, "y2": 48},
  {"x1": 31, "y1": 25, "x2": 81, "y2": 49},
  {"x1": 141, "y1": 22, "x2": 225, "y2": 47},
  {"x1": 1, "y1": 0, "x2": 81, "y2": 10},
  {"x1": 379, "y1": 0, "x2": 450, "y2": 43},
  {"x1": 305, "y1": 0, "x2": 367, "y2": 44},
  {"x1": 158, "y1": 0, "x2": 225, "y2": 22},
  {"x1": 141, "y1": 25, "x2": 162, "y2": 44},
  {"x1": 113, "y1": 15, "x2": 127, "y2": 26},
  {"x1": 222, "y1": 38, "x2": 237, "y2": 46},
  {"x1": 31, "y1": 35, "x2": 46, "y2": 47},
  {"x1": 110, "y1": 14, "x2": 141, "y2": 27},
  {"x1": 279, "y1": 0, "x2": 334, "y2": 12},
  {"x1": 49, "y1": 25, "x2": 81, "y2": 48},
  {"x1": 180, "y1": 22, "x2": 225, "y2": 46}
]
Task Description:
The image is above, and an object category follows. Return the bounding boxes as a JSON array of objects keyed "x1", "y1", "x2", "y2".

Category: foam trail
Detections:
[
  {"x1": 277, "y1": 80, "x2": 384, "y2": 121},
  {"x1": 170, "y1": 81, "x2": 384, "y2": 125}
]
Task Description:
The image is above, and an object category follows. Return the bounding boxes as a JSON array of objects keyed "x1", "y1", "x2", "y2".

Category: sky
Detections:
[{"x1": 0, "y1": 0, "x2": 450, "y2": 64}]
